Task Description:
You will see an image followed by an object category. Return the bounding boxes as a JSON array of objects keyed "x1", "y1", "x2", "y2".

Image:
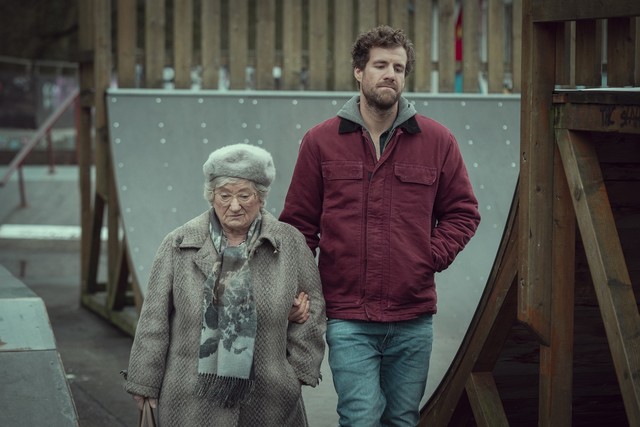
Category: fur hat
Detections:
[{"x1": 203, "y1": 143, "x2": 275, "y2": 188}]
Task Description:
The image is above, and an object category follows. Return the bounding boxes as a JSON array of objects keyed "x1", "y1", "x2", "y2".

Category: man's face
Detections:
[{"x1": 354, "y1": 46, "x2": 407, "y2": 110}]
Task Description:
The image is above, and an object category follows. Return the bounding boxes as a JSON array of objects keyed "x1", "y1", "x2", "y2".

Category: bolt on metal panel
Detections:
[{"x1": 107, "y1": 89, "x2": 520, "y2": 405}]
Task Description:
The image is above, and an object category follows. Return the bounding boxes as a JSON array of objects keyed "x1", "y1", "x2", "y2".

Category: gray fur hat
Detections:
[{"x1": 203, "y1": 143, "x2": 276, "y2": 188}]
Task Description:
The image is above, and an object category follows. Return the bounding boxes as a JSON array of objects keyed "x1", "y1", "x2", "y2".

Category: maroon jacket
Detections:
[{"x1": 280, "y1": 102, "x2": 480, "y2": 322}]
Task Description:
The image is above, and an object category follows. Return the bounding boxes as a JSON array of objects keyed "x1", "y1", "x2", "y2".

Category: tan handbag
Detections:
[{"x1": 138, "y1": 399, "x2": 157, "y2": 427}]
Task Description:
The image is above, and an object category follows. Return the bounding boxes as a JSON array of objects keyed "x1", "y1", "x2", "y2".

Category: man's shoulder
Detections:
[
  {"x1": 408, "y1": 113, "x2": 455, "y2": 142},
  {"x1": 307, "y1": 115, "x2": 342, "y2": 134}
]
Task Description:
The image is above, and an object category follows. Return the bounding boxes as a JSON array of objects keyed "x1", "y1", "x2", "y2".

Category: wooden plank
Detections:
[
  {"x1": 378, "y1": 0, "x2": 389, "y2": 25},
  {"x1": 422, "y1": 194, "x2": 519, "y2": 425},
  {"x1": 438, "y1": 0, "x2": 456, "y2": 92},
  {"x1": 413, "y1": 0, "x2": 432, "y2": 92},
  {"x1": 556, "y1": 128, "x2": 640, "y2": 426},
  {"x1": 145, "y1": 0, "x2": 165, "y2": 88},
  {"x1": 117, "y1": 0, "x2": 137, "y2": 88},
  {"x1": 487, "y1": 0, "x2": 504, "y2": 93},
  {"x1": 309, "y1": 0, "x2": 329, "y2": 90},
  {"x1": 107, "y1": 238, "x2": 130, "y2": 311},
  {"x1": 358, "y1": 0, "x2": 376, "y2": 35},
  {"x1": 228, "y1": 0, "x2": 248, "y2": 89},
  {"x1": 511, "y1": 0, "x2": 522, "y2": 93},
  {"x1": 607, "y1": 17, "x2": 635, "y2": 87},
  {"x1": 532, "y1": 0, "x2": 640, "y2": 23},
  {"x1": 636, "y1": 18, "x2": 640, "y2": 86},
  {"x1": 462, "y1": 0, "x2": 480, "y2": 93},
  {"x1": 554, "y1": 102, "x2": 640, "y2": 134},
  {"x1": 282, "y1": 0, "x2": 303, "y2": 90},
  {"x1": 539, "y1": 148, "x2": 576, "y2": 426},
  {"x1": 255, "y1": 0, "x2": 276, "y2": 90},
  {"x1": 465, "y1": 372, "x2": 510, "y2": 427},
  {"x1": 77, "y1": 0, "x2": 94, "y2": 295},
  {"x1": 201, "y1": 0, "x2": 221, "y2": 89},
  {"x1": 390, "y1": 0, "x2": 410, "y2": 90},
  {"x1": 173, "y1": 0, "x2": 193, "y2": 89},
  {"x1": 518, "y1": 5, "x2": 556, "y2": 345},
  {"x1": 554, "y1": 22, "x2": 573, "y2": 87},
  {"x1": 575, "y1": 20, "x2": 602, "y2": 87},
  {"x1": 390, "y1": 0, "x2": 408, "y2": 31},
  {"x1": 334, "y1": 0, "x2": 354, "y2": 91}
]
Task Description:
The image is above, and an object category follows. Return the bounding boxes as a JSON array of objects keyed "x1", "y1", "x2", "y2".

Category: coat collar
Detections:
[
  {"x1": 177, "y1": 209, "x2": 281, "y2": 275},
  {"x1": 338, "y1": 115, "x2": 421, "y2": 135}
]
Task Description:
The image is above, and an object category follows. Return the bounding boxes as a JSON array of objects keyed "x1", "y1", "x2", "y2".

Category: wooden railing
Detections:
[{"x1": 111, "y1": 0, "x2": 523, "y2": 93}]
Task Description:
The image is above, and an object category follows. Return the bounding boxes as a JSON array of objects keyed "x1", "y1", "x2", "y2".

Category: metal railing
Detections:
[{"x1": 0, "y1": 88, "x2": 79, "y2": 207}]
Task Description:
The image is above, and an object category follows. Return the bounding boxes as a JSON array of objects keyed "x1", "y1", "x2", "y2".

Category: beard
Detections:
[{"x1": 361, "y1": 82, "x2": 402, "y2": 112}]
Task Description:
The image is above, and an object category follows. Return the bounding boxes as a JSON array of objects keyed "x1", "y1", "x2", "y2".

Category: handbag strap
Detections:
[{"x1": 138, "y1": 399, "x2": 157, "y2": 427}]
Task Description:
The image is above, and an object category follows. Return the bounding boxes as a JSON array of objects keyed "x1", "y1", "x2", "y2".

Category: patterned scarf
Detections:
[{"x1": 196, "y1": 210, "x2": 261, "y2": 407}]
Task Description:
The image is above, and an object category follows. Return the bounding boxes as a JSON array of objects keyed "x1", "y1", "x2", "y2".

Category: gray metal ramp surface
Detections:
[
  {"x1": 0, "y1": 265, "x2": 79, "y2": 427},
  {"x1": 107, "y1": 89, "x2": 520, "y2": 405}
]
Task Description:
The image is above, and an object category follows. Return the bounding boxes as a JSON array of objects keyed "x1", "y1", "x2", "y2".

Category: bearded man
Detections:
[{"x1": 280, "y1": 25, "x2": 481, "y2": 426}]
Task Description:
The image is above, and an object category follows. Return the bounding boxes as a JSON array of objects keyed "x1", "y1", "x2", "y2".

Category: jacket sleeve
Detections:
[
  {"x1": 123, "y1": 234, "x2": 175, "y2": 398},
  {"x1": 286, "y1": 232, "x2": 326, "y2": 386},
  {"x1": 279, "y1": 133, "x2": 323, "y2": 254},
  {"x1": 431, "y1": 133, "x2": 481, "y2": 272}
]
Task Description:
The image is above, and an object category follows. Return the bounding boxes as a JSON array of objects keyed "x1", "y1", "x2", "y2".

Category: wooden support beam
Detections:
[
  {"x1": 519, "y1": 8, "x2": 557, "y2": 345},
  {"x1": 107, "y1": 238, "x2": 130, "y2": 311},
  {"x1": 554, "y1": 100, "x2": 640, "y2": 134},
  {"x1": 78, "y1": 0, "x2": 94, "y2": 294},
  {"x1": 539, "y1": 147, "x2": 576, "y2": 425},
  {"x1": 465, "y1": 372, "x2": 510, "y2": 427},
  {"x1": 532, "y1": 0, "x2": 640, "y2": 23},
  {"x1": 556, "y1": 128, "x2": 640, "y2": 426}
]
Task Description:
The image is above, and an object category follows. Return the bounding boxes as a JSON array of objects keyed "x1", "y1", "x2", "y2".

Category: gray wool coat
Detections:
[{"x1": 123, "y1": 209, "x2": 326, "y2": 426}]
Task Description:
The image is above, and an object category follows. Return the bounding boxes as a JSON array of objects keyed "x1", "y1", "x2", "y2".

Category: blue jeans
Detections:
[{"x1": 326, "y1": 314, "x2": 433, "y2": 427}]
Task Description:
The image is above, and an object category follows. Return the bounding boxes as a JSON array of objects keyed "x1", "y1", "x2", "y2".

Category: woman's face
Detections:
[{"x1": 212, "y1": 179, "x2": 263, "y2": 236}]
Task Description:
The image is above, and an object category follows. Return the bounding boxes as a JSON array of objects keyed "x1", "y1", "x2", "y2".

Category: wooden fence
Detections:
[{"x1": 110, "y1": 0, "x2": 523, "y2": 93}]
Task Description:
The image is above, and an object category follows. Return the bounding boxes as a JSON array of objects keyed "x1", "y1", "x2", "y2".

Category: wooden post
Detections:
[
  {"x1": 438, "y1": 0, "x2": 456, "y2": 92},
  {"x1": 117, "y1": 0, "x2": 137, "y2": 88},
  {"x1": 309, "y1": 0, "x2": 329, "y2": 91},
  {"x1": 282, "y1": 0, "x2": 303, "y2": 90},
  {"x1": 173, "y1": 0, "x2": 193, "y2": 89},
  {"x1": 518, "y1": 0, "x2": 556, "y2": 345},
  {"x1": 255, "y1": 0, "x2": 276, "y2": 90},
  {"x1": 201, "y1": 0, "x2": 221, "y2": 89}
]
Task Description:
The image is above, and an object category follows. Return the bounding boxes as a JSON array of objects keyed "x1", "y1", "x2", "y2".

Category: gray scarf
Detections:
[{"x1": 195, "y1": 210, "x2": 261, "y2": 407}]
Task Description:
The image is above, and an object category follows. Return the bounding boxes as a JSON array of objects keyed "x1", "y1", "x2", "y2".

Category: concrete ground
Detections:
[{"x1": 0, "y1": 165, "x2": 338, "y2": 427}]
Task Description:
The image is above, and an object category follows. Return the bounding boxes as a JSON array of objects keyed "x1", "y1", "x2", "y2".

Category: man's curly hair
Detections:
[{"x1": 351, "y1": 25, "x2": 415, "y2": 76}]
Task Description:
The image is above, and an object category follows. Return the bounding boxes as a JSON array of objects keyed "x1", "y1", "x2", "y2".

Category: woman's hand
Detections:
[
  {"x1": 132, "y1": 394, "x2": 158, "y2": 411},
  {"x1": 288, "y1": 292, "x2": 310, "y2": 323}
]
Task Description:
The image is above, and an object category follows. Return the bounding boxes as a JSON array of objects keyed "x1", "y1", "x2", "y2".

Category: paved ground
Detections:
[{"x1": 0, "y1": 165, "x2": 338, "y2": 427}]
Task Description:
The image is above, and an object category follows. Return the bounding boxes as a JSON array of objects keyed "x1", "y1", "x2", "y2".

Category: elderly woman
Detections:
[{"x1": 123, "y1": 143, "x2": 326, "y2": 426}]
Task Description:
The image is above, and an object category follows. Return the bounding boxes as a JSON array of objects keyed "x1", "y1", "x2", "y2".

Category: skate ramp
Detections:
[
  {"x1": 107, "y1": 89, "x2": 520, "y2": 405},
  {"x1": 0, "y1": 265, "x2": 79, "y2": 426}
]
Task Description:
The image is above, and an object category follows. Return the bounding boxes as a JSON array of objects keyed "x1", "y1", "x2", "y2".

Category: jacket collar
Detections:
[
  {"x1": 178, "y1": 209, "x2": 281, "y2": 275},
  {"x1": 338, "y1": 115, "x2": 421, "y2": 135}
]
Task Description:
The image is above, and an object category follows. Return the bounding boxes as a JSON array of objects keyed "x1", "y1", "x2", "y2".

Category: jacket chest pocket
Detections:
[
  {"x1": 392, "y1": 163, "x2": 438, "y2": 217},
  {"x1": 321, "y1": 161, "x2": 364, "y2": 211}
]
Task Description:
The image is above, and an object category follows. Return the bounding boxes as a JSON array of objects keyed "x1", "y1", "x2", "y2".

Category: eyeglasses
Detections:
[{"x1": 214, "y1": 192, "x2": 257, "y2": 206}]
